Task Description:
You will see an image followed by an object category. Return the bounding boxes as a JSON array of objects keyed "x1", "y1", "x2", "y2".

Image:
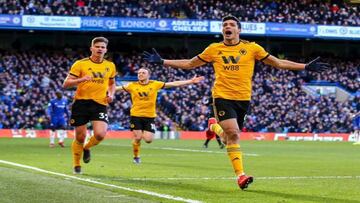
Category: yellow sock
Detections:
[
  {"x1": 132, "y1": 141, "x2": 141, "y2": 158},
  {"x1": 211, "y1": 123, "x2": 224, "y2": 137},
  {"x1": 72, "y1": 140, "x2": 83, "y2": 167},
  {"x1": 226, "y1": 144, "x2": 244, "y2": 176},
  {"x1": 84, "y1": 135, "x2": 101, "y2": 150}
]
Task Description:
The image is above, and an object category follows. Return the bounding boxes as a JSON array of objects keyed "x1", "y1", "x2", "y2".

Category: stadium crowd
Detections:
[
  {"x1": 0, "y1": 49, "x2": 358, "y2": 133},
  {"x1": 0, "y1": 0, "x2": 359, "y2": 26}
]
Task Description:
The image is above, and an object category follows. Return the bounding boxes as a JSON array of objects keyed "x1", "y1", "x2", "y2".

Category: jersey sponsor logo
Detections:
[
  {"x1": 138, "y1": 92, "x2": 149, "y2": 97},
  {"x1": 91, "y1": 71, "x2": 106, "y2": 78},
  {"x1": 222, "y1": 55, "x2": 241, "y2": 71},
  {"x1": 222, "y1": 55, "x2": 240, "y2": 64}
]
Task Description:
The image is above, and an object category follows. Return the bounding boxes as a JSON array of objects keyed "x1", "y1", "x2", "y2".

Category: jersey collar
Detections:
[{"x1": 223, "y1": 40, "x2": 241, "y2": 46}]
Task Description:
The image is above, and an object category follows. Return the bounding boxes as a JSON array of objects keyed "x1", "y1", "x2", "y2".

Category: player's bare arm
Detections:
[
  {"x1": 163, "y1": 56, "x2": 206, "y2": 70},
  {"x1": 263, "y1": 55, "x2": 330, "y2": 72},
  {"x1": 164, "y1": 75, "x2": 205, "y2": 88},
  {"x1": 115, "y1": 84, "x2": 129, "y2": 92},
  {"x1": 62, "y1": 74, "x2": 92, "y2": 88},
  {"x1": 107, "y1": 78, "x2": 116, "y2": 103},
  {"x1": 143, "y1": 48, "x2": 206, "y2": 69}
]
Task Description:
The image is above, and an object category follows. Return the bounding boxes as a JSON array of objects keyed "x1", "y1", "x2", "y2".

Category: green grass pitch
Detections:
[{"x1": 0, "y1": 138, "x2": 359, "y2": 203}]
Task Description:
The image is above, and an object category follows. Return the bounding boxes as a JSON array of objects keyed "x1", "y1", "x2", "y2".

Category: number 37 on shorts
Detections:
[{"x1": 98, "y1": 112, "x2": 109, "y2": 122}]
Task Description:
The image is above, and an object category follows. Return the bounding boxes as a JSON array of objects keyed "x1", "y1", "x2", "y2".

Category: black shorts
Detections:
[
  {"x1": 213, "y1": 98, "x2": 250, "y2": 128},
  {"x1": 130, "y1": 116, "x2": 156, "y2": 133},
  {"x1": 70, "y1": 99, "x2": 108, "y2": 126}
]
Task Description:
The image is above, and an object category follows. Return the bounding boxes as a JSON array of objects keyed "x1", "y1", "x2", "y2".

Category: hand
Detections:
[
  {"x1": 142, "y1": 48, "x2": 164, "y2": 65},
  {"x1": 107, "y1": 94, "x2": 114, "y2": 103},
  {"x1": 190, "y1": 75, "x2": 205, "y2": 83},
  {"x1": 81, "y1": 75, "x2": 93, "y2": 82},
  {"x1": 305, "y1": 57, "x2": 330, "y2": 72}
]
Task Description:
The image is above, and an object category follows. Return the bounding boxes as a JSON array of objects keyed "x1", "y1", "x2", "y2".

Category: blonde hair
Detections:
[{"x1": 91, "y1": 37, "x2": 109, "y2": 46}]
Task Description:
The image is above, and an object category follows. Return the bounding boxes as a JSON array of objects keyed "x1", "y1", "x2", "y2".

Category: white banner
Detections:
[
  {"x1": 22, "y1": 15, "x2": 81, "y2": 28},
  {"x1": 317, "y1": 25, "x2": 360, "y2": 38},
  {"x1": 210, "y1": 21, "x2": 265, "y2": 34}
]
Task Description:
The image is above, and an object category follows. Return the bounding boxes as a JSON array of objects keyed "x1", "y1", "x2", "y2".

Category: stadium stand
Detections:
[
  {"x1": 0, "y1": 0, "x2": 359, "y2": 25},
  {"x1": 0, "y1": 49, "x2": 358, "y2": 133}
]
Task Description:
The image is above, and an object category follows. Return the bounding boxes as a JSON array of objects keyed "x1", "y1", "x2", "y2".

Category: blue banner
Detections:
[
  {"x1": 117, "y1": 18, "x2": 209, "y2": 33},
  {"x1": 0, "y1": 15, "x2": 21, "y2": 26},
  {"x1": 81, "y1": 17, "x2": 119, "y2": 30},
  {"x1": 0, "y1": 14, "x2": 359, "y2": 40},
  {"x1": 266, "y1": 23, "x2": 317, "y2": 37},
  {"x1": 317, "y1": 25, "x2": 360, "y2": 38}
]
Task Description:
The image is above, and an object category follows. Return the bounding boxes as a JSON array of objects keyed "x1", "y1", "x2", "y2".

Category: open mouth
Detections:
[{"x1": 225, "y1": 30, "x2": 232, "y2": 36}]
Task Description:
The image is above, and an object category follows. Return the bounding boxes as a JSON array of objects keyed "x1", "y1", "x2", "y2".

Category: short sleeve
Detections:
[
  {"x1": 253, "y1": 43, "x2": 270, "y2": 61},
  {"x1": 124, "y1": 83, "x2": 133, "y2": 93},
  {"x1": 155, "y1": 81, "x2": 165, "y2": 90},
  {"x1": 197, "y1": 44, "x2": 214, "y2": 63},
  {"x1": 69, "y1": 61, "x2": 81, "y2": 77},
  {"x1": 110, "y1": 62, "x2": 117, "y2": 79}
]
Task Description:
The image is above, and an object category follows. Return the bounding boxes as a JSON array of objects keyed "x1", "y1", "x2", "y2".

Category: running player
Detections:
[
  {"x1": 63, "y1": 37, "x2": 116, "y2": 174},
  {"x1": 116, "y1": 67, "x2": 204, "y2": 164},
  {"x1": 143, "y1": 15, "x2": 330, "y2": 189},
  {"x1": 203, "y1": 97, "x2": 225, "y2": 149}
]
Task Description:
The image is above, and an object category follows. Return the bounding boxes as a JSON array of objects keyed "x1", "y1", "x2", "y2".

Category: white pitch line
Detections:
[
  {"x1": 107, "y1": 175, "x2": 360, "y2": 181},
  {"x1": 151, "y1": 147, "x2": 259, "y2": 156},
  {"x1": 102, "y1": 143, "x2": 259, "y2": 156},
  {"x1": 0, "y1": 160, "x2": 202, "y2": 203}
]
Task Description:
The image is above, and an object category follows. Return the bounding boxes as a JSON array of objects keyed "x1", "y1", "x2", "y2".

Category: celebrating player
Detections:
[
  {"x1": 143, "y1": 15, "x2": 330, "y2": 189},
  {"x1": 116, "y1": 67, "x2": 204, "y2": 164},
  {"x1": 63, "y1": 36, "x2": 116, "y2": 174}
]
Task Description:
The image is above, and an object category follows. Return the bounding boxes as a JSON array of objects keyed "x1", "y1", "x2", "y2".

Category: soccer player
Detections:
[
  {"x1": 47, "y1": 91, "x2": 69, "y2": 148},
  {"x1": 204, "y1": 117, "x2": 225, "y2": 149},
  {"x1": 63, "y1": 37, "x2": 116, "y2": 174},
  {"x1": 203, "y1": 98, "x2": 225, "y2": 149},
  {"x1": 143, "y1": 15, "x2": 330, "y2": 189},
  {"x1": 116, "y1": 67, "x2": 204, "y2": 164}
]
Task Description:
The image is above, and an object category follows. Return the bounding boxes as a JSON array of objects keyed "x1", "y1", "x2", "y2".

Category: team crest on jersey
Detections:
[
  {"x1": 70, "y1": 119, "x2": 75, "y2": 124},
  {"x1": 130, "y1": 124, "x2": 135, "y2": 128},
  {"x1": 239, "y1": 49, "x2": 247, "y2": 55},
  {"x1": 218, "y1": 111, "x2": 225, "y2": 117},
  {"x1": 217, "y1": 51, "x2": 223, "y2": 55},
  {"x1": 105, "y1": 67, "x2": 110, "y2": 72}
]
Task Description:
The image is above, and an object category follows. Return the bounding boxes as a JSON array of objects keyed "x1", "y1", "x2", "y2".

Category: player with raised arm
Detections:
[
  {"x1": 116, "y1": 67, "x2": 204, "y2": 164},
  {"x1": 63, "y1": 37, "x2": 116, "y2": 174},
  {"x1": 143, "y1": 15, "x2": 330, "y2": 189}
]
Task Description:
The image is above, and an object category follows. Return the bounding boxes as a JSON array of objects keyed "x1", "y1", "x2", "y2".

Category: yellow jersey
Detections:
[
  {"x1": 69, "y1": 58, "x2": 116, "y2": 106},
  {"x1": 124, "y1": 80, "x2": 165, "y2": 118},
  {"x1": 197, "y1": 40, "x2": 269, "y2": 101}
]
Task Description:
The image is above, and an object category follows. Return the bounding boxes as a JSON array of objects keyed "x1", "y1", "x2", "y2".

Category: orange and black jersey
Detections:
[
  {"x1": 122, "y1": 80, "x2": 165, "y2": 118},
  {"x1": 69, "y1": 58, "x2": 116, "y2": 106},
  {"x1": 197, "y1": 40, "x2": 269, "y2": 101}
]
